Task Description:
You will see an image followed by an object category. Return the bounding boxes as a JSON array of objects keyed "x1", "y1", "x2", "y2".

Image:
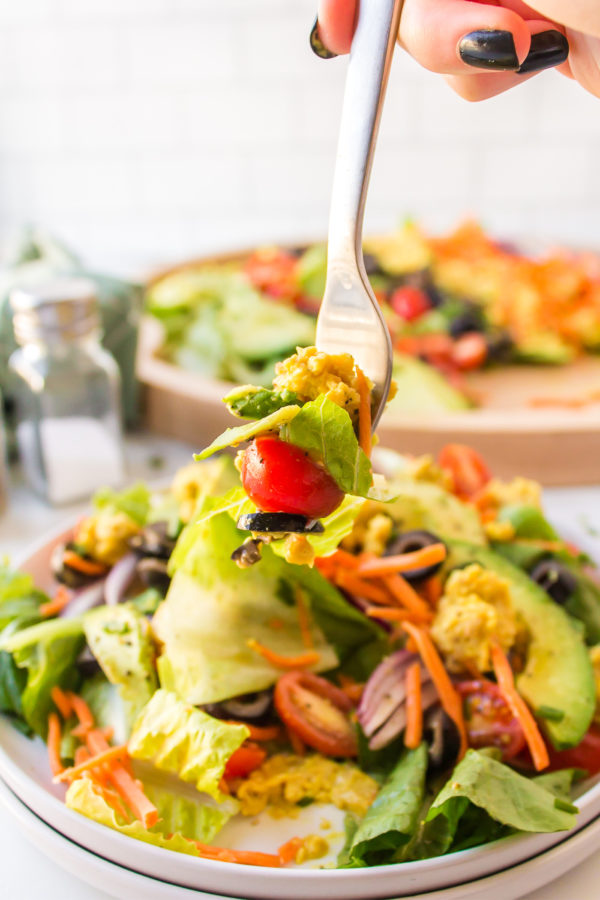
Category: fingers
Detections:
[
  {"x1": 316, "y1": 0, "x2": 357, "y2": 57},
  {"x1": 519, "y1": 1, "x2": 600, "y2": 39}
]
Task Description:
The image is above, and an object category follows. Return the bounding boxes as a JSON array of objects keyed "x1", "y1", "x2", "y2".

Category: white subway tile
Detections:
[
  {"x1": 128, "y1": 23, "x2": 236, "y2": 87},
  {"x1": 480, "y1": 144, "x2": 589, "y2": 204},
  {"x1": 137, "y1": 154, "x2": 246, "y2": 213}
]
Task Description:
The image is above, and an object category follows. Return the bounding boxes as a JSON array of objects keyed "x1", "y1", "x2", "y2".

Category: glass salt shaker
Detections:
[{"x1": 8, "y1": 279, "x2": 126, "y2": 505}]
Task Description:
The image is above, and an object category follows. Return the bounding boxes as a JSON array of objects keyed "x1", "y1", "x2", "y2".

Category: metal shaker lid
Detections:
[{"x1": 10, "y1": 278, "x2": 99, "y2": 344}]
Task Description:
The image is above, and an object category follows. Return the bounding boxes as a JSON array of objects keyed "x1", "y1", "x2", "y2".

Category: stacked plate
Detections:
[{"x1": 2, "y1": 511, "x2": 600, "y2": 900}]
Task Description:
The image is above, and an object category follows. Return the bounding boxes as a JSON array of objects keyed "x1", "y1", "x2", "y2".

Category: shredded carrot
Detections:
[
  {"x1": 334, "y1": 571, "x2": 393, "y2": 605},
  {"x1": 421, "y1": 575, "x2": 443, "y2": 608},
  {"x1": 54, "y1": 744, "x2": 129, "y2": 784},
  {"x1": 356, "y1": 368, "x2": 372, "y2": 458},
  {"x1": 319, "y1": 549, "x2": 360, "y2": 570},
  {"x1": 404, "y1": 662, "x2": 423, "y2": 749},
  {"x1": 51, "y1": 685, "x2": 73, "y2": 719},
  {"x1": 286, "y1": 725, "x2": 305, "y2": 756},
  {"x1": 247, "y1": 639, "x2": 320, "y2": 670},
  {"x1": 224, "y1": 721, "x2": 282, "y2": 742},
  {"x1": 47, "y1": 713, "x2": 64, "y2": 776},
  {"x1": 218, "y1": 778, "x2": 230, "y2": 795},
  {"x1": 278, "y1": 837, "x2": 303, "y2": 865},
  {"x1": 385, "y1": 574, "x2": 433, "y2": 622},
  {"x1": 74, "y1": 746, "x2": 90, "y2": 766},
  {"x1": 402, "y1": 621, "x2": 468, "y2": 759},
  {"x1": 357, "y1": 544, "x2": 447, "y2": 578},
  {"x1": 338, "y1": 674, "x2": 365, "y2": 704},
  {"x1": 490, "y1": 641, "x2": 549, "y2": 771},
  {"x1": 86, "y1": 729, "x2": 158, "y2": 828},
  {"x1": 40, "y1": 586, "x2": 72, "y2": 618},
  {"x1": 68, "y1": 692, "x2": 95, "y2": 734},
  {"x1": 365, "y1": 606, "x2": 414, "y2": 622},
  {"x1": 62, "y1": 550, "x2": 107, "y2": 576},
  {"x1": 193, "y1": 842, "x2": 281, "y2": 868},
  {"x1": 295, "y1": 587, "x2": 313, "y2": 649}
]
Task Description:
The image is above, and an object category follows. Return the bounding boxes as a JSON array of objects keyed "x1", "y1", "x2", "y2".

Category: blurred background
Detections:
[{"x1": 1, "y1": 0, "x2": 599, "y2": 276}]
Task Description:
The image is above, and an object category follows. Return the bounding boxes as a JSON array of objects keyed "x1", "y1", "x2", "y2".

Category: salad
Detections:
[
  {"x1": 146, "y1": 221, "x2": 600, "y2": 414},
  {"x1": 2, "y1": 348, "x2": 600, "y2": 870}
]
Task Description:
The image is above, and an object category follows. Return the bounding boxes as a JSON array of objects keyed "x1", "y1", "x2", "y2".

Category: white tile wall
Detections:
[{"x1": 0, "y1": 0, "x2": 598, "y2": 277}]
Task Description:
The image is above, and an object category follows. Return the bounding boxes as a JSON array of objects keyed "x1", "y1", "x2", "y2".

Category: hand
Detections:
[{"x1": 311, "y1": 0, "x2": 600, "y2": 100}]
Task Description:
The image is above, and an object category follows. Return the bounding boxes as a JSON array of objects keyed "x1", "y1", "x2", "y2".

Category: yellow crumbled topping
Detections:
[
  {"x1": 75, "y1": 511, "x2": 139, "y2": 566},
  {"x1": 295, "y1": 834, "x2": 330, "y2": 864},
  {"x1": 341, "y1": 501, "x2": 393, "y2": 556},
  {"x1": 273, "y1": 347, "x2": 363, "y2": 418},
  {"x1": 284, "y1": 534, "x2": 315, "y2": 567},
  {"x1": 481, "y1": 477, "x2": 542, "y2": 512},
  {"x1": 234, "y1": 449, "x2": 246, "y2": 473},
  {"x1": 405, "y1": 455, "x2": 453, "y2": 491},
  {"x1": 431, "y1": 564, "x2": 518, "y2": 674},
  {"x1": 171, "y1": 462, "x2": 212, "y2": 523},
  {"x1": 484, "y1": 520, "x2": 516, "y2": 542},
  {"x1": 236, "y1": 753, "x2": 378, "y2": 819},
  {"x1": 590, "y1": 646, "x2": 600, "y2": 723}
]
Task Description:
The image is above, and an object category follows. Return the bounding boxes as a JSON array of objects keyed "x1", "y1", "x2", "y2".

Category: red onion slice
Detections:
[
  {"x1": 104, "y1": 552, "x2": 138, "y2": 606},
  {"x1": 61, "y1": 578, "x2": 107, "y2": 617},
  {"x1": 369, "y1": 679, "x2": 438, "y2": 750},
  {"x1": 358, "y1": 650, "x2": 414, "y2": 721}
]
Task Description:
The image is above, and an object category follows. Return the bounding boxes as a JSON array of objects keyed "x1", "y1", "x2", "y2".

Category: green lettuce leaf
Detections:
[
  {"x1": 195, "y1": 405, "x2": 301, "y2": 460},
  {"x1": 348, "y1": 744, "x2": 428, "y2": 865},
  {"x1": 156, "y1": 508, "x2": 340, "y2": 703},
  {"x1": 422, "y1": 750, "x2": 577, "y2": 856},
  {"x1": 224, "y1": 385, "x2": 302, "y2": 420},
  {"x1": 282, "y1": 395, "x2": 372, "y2": 496},
  {"x1": 66, "y1": 777, "x2": 231, "y2": 853},
  {"x1": 93, "y1": 482, "x2": 151, "y2": 526},
  {"x1": 0, "y1": 562, "x2": 46, "y2": 632},
  {"x1": 83, "y1": 604, "x2": 158, "y2": 732},
  {"x1": 0, "y1": 618, "x2": 84, "y2": 737},
  {"x1": 128, "y1": 689, "x2": 248, "y2": 802}
]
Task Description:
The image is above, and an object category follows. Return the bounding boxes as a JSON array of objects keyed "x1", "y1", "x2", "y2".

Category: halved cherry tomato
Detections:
[
  {"x1": 456, "y1": 680, "x2": 526, "y2": 761},
  {"x1": 241, "y1": 436, "x2": 344, "y2": 518},
  {"x1": 451, "y1": 333, "x2": 488, "y2": 371},
  {"x1": 224, "y1": 742, "x2": 267, "y2": 779},
  {"x1": 438, "y1": 443, "x2": 491, "y2": 500},
  {"x1": 390, "y1": 286, "x2": 431, "y2": 321},
  {"x1": 244, "y1": 249, "x2": 298, "y2": 300},
  {"x1": 274, "y1": 671, "x2": 357, "y2": 757},
  {"x1": 542, "y1": 725, "x2": 600, "y2": 776}
]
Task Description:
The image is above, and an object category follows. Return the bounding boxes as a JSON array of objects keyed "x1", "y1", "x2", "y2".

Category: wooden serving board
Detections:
[{"x1": 138, "y1": 246, "x2": 600, "y2": 485}]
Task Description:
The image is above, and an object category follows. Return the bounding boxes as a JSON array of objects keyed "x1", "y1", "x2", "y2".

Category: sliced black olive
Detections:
[
  {"x1": 231, "y1": 538, "x2": 264, "y2": 568},
  {"x1": 51, "y1": 542, "x2": 100, "y2": 589},
  {"x1": 530, "y1": 558, "x2": 578, "y2": 605},
  {"x1": 448, "y1": 304, "x2": 486, "y2": 338},
  {"x1": 203, "y1": 690, "x2": 273, "y2": 723},
  {"x1": 129, "y1": 521, "x2": 176, "y2": 560},
  {"x1": 237, "y1": 512, "x2": 324, "y2": 534},
  {"x1": 384, "y1": 530, "x2": 446, "y2": 582},
  {"x1": 136, "y1": 558, "x2": 170, "y2": 593},
  {"x1": 485, "y1": 330, "x2": 513, "y2": 362},
  {"x1": 362, "y1": 252, "x2": 385, "y2": 277},
  {"x1": 423, "y1": 705, "x2": 461, "y2": 773}
]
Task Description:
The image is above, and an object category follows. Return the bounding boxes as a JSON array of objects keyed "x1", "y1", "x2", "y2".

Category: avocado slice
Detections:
[
  {"x1": 512, "y1": 332, "x2": 574, "y2": 365},
  {"x1": 389, "y1": 354, "x2": 472, "y2": 414},
  {"x1": 444, "y1": 541, "x2": 595, "y2": 750},
  {"x1": 384, "y1": 479, "x2": 486, "y2": 546}
]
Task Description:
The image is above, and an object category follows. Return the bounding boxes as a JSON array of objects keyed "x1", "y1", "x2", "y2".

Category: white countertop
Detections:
[{"x1": 2, "y1": 431, "x2": 600, "y2": 900}]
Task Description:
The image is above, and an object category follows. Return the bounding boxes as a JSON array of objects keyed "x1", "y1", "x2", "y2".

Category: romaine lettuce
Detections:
[
  {"x1": 195, "y1": 405, "x2": 301, "y2": 461},
  {"x1": 93, "y1": 482, "x2": 151, "y2": 526},
  {"x1": 224, "y1": 385, "x2": 302, "y2": 420},
  {"x1": 128, "y1": 689, "x2": 248, "y2": 802}
]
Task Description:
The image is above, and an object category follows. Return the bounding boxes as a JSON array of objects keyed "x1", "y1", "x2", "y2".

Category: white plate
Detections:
[
  {"x1": 2, "y1": 513, "x2": 600, "y2": 900},
  {"x1": 3, "y1": 777, "x2": 600, "y2": 900}
]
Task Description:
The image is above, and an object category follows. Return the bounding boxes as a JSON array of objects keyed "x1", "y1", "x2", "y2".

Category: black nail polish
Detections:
[
  {"x1": 517, "y1": 30, "x2": 569, "y2": 75},
  {"x1": 458, "y1": 29, "x2": 519, "y2": 70},
  {"x1": 309, "y1": 16, "x2": 337, "y2": 59}
]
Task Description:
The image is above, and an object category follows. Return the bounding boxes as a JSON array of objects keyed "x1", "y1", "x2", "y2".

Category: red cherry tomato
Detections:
[
  {"x1": 544, "y1": 726, "x2": 600, "y2": 775},
  {"x1": 456, "y1": 680, "x2": 526, "y2": 761},
  {"x1": 244, "y1": 249, "x2": 298, "y2": 300},
  {"x1": 274, "y1": 671, "x2": 358, "y2": 757},
  {"x1": 241, "y1": 436, "x2": 344, "y2": 519},
  {"x1": 438, "y1": 443, "x2": 491, "y2": 500},
  {"x1": 224, "y1": 743, "x2": 266, "y2": 779},
  {"x1": 390, "y1": 286, "x2": 431, "y2": 321},
  {"x1": 451, "y1": 333, "x2": 488, "y2": 371}
]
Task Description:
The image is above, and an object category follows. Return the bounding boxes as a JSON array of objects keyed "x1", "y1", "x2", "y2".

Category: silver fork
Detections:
[{"x1": 316, "y1": 0, "x2": 403, "y2": 429}]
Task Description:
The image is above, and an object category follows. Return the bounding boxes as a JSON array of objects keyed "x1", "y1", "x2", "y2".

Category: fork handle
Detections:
[{"x1": 326, "y1": 0, "x2": 404, "y2": 269}]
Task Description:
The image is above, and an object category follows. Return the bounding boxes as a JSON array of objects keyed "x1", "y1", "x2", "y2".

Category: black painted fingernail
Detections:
[
  {"x1": 517, "y1": 30, "x2": 569, "y2": 75},
  {"x1": 309, "y1": 16, "x2": 337, "y2": 59},
  {"x1": 458, "y1": 29, "x2": 519, "y2": 70}
]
